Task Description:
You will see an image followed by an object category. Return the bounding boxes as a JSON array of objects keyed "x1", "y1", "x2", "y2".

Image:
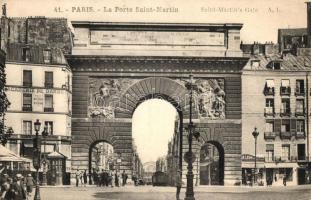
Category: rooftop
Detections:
[{"x1": 244, "y1": 53, "x2": 311, "y2": 71}]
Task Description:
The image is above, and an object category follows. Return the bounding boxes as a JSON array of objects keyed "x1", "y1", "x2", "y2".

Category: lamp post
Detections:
[
  {"x1": 42, "y1": 127, "x2": 48, "y2": 186},
  {"x1": 252, "y1": 127, "x2": 259, "y2": 186},
  {"x1": 184, "y1": 74, "x2": 197, "y2": 200},
  {"x1": 33, "y1": 119, "x2": 42, "y2": 200}
]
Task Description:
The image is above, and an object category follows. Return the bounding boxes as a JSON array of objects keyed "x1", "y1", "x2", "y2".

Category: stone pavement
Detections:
[{"x1": 40, "y1": 185, "x2": 311, "y2": 200}]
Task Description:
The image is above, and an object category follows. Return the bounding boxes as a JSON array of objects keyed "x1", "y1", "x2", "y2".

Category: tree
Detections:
[{"x1": 0, "y1": 62, "x2": 12, "y2": 145}]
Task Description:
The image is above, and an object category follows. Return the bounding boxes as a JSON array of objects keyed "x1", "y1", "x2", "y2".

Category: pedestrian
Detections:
[
  {"x1": 25, "y1": 174, "x2": 34, "y2": 198},
  {"x1": 118, "y1": 173, "x2": 122, "y2": 187},
  {"x1": 122, "y1": 171, "x2": 127, "y2": 186},
  {"x1": 103, "y1": 170, "x2": 108, "y2": 187},
  {"x1": 1, "y1": 174, "x2": 11, "y2": 200},
  {"x1": 11, "y1": 174, "x2": 27, "y2": 200},
  {"x1": 115, "y1": 172, "x2": 119, "y2": 187},
  {"x1": 80, "y1": 171, "x2": 84, "y2": 186},
  {"x1": 176, "y1": 170, "x2": 182, "y2": 200},
  {"x1": 93, "y1": 170, "x2": 98, "y2": 186},
  {"x1": 283, "y1": 174, "x2": 287, "y2": 186},
  {"x1": 83, "y1": 170, "x2": 88, "y2": 186},
  {"x1": 110, "y1": 170, "x2": 115, "y2": 187},
  {"x1": 75, "y1": 170, "x2": 80, "y2": 187}
]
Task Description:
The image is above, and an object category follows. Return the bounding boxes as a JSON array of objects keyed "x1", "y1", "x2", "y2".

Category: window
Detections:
[
  {"x1": 44, "y1": 121, "x2": 53, "y2": 135},
  {"x1": 266, "y1": 144, "x2": 274, "y2": 162},
  {"x1": 44, "y1": 71, "x2": 53, "y2": 88},
  {"x1": 264, "y1": 80, "x2": 275, "y2": 95},
  {"x1": 295, "y1": 80, "x2": 305, "y2": 95},
  {"x1": 44, "y1": 94, "x2": 53, "y2": 112},
  {"x1": 22, "y1": 48, "x2": 30, "y2": 62},
  {"x1": 22, "y1": 93, "x2": 32, "y2": 111},
  {"x1": 281, "y1": 144, "x2": 290, "y2": 161},
  {"x1": 43, "y1": 50, "x2": 51, "y2": 64},
  {"x1": 265, "y1": 99, "x2": 274, "y2": 115},
  {"x1": 281, "y1": 99, "x2": 290, "y2": 115},
  {"x1": 296, "y1": 99, "x2": 304, "y2": 115},
  {"x1": 251, "y1": 60, "x2": 260, "y2": 68},
  {"x1": 267, "y1": 61, "x2": 282, "y2": 70},
  {"x1": 281, "y1": 120, "x2": 290, "y2": 132},
  {"x1": 22, "y1": 121, "x2": 32, "y2": 135},
  {"x1": 297, "y1": 120, "x2": 305, "y2": 133},
  {"x1": 23, "y1": 70, "x2": 32, "y2": 87},
  {"x1": 265, "y1": 121, "x2": 274, "y2": 132},
  {"x1": 280, "y1": 79, "x2": 291, "y2": 95}
]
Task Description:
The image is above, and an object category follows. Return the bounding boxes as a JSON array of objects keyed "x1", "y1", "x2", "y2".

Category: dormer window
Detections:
[
  {"x1": 264, "y1": 79, "x2": 275, "y2": 95},
  {"x1": 251, "y1": 60, "x2": 260, "y2": 68},
  {"x1": 22, "y1": 48, "x2": 30, "y2": 62},
  {"x1": 267, "y1": 61, "x2": 282, "y2": 70},
  {"x1": 280, "y1": 79, "x2": 291, "y2": 95},
  {"x1": 43, "y1": 49, "x2": 51, "y2": 64}
]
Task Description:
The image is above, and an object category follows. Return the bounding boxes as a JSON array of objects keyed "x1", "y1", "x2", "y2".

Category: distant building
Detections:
[{"x1": 143, "y1": 161, "x2": 156, "y2": 184}]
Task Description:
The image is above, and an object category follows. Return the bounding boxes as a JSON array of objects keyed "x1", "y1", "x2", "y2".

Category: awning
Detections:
[
  {"x1": 281, "y1": 79, "x2": 290, "y2": 87},
  {"x1": 0, "y1": 145, "x2": 30, "y2": 162},
  {"x1": 266, "y1": 80, "x2": 275, "y2": 88}
]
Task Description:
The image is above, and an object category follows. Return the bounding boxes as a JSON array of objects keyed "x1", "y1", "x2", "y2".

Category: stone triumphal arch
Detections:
[{"x1": 66, "y1": 22, "x2": 248, "y2": 185}]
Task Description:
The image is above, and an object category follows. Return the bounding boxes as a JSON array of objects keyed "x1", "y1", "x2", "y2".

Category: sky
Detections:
[
  {"x1": 132, "y1": 99, "x2": 177, "y2": 163},
  {"x1": 3, "y1": 0, "x2": 308, "y2": 163},
  {"x1": 3, "y1": 0, "x2": 308, "y2": 43}
]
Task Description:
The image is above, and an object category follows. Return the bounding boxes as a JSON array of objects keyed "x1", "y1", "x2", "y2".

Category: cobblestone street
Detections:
[{"x1": 40, "y1": 185, "x2": 311, "y2": 200}]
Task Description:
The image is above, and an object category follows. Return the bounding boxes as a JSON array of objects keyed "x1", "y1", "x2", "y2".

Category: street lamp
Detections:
[
  {"x1": 42, "y1": 127, "x2": 48, "y2": 186},
  {"x1": 33, "y1": 119, "x2": 42, "y2": 200},
  {"x1": 184, "y1": 74, "x2": 197, "y2": 200},
  {"x1": 252, "y1": 127, "x2": 259, "y2": 186}
]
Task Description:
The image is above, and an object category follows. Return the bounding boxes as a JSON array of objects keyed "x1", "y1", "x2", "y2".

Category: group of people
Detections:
[
  {"x1": 0, "y1": 173, "x2": 35, "y2": 200},
  {"x1": 75, "y1": 169, "x2": 128, "y2": 188}
]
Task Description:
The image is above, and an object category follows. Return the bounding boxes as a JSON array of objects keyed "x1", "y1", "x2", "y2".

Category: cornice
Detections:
[{"x1": 66, "y1": 55, "x2": 248, "y2": 74}]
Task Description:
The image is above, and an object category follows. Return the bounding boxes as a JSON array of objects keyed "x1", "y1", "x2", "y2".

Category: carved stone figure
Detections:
[{"x1": 88, "y1": 78, "x2": 137, "y2": 118}]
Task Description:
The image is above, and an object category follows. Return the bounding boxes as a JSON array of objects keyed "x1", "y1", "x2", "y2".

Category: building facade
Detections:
[
  {"x1": 242, "y1": 53, "x2": 311, "y2": 186},
  {"x1": 1, "y1": 16, "x2": 73, "y2": 185}
]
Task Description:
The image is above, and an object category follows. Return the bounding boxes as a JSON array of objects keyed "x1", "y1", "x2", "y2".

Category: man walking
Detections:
[{"x1": 176, "y1": 170, "x2": 182, "y2": 200}]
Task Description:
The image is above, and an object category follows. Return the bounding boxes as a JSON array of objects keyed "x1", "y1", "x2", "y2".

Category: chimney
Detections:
[{"x1": 307, "y1": 1, "x2": 311, "y2": 47}]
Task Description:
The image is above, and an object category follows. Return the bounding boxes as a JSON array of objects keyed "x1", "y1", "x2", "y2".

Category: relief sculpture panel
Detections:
[
  {"x1": 88, "y1": 78, "x2": 138, "y2": 118},
  {"x1": 88, "y1": 77, "x2": 225, "y2": 119},
  {"x1": 176, "y1": 78, "x2": 225, "y2": 119}
]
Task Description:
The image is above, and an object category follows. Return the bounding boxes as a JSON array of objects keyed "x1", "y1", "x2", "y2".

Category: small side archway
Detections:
[
  {"x1": 88, "y1": 140, "x2": 114, "y2": 184},
  {"x1": 199, "y1": 140, "x2": 225, "y2": 185}
]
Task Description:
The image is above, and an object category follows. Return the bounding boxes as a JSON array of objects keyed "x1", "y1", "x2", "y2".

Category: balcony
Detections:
[
  {"x1": 44, "y1": 107, "x2": 54, "y2": 112},
  {"x1": 264, "y1": 87, "x2": 275, "y2": 96},
  {"x1": 22, "y1": 105, "x2": 32, "y2": 112},
  {"x1": 295, "y1": 89, "x2": 305, "y2": 97},
  {"x1": 280, "y1": 131, "x2": 292, "y2": 139},
  {"x1": 264, "y1": 132, "x2": 277, "y2": 140},
  {"x1": 280, "y1": 108, "x2": 291, "y2": 117},
  {"x1": 264, "y1": 107, "x2": 275, "y2": 116},
  {"x1": 295, "y1": 108, "x2": 305, "y2": 116},
  {"x1": 280, "y1": 87, "x2": 291, "y2": 96},
  {"x1": 295, "y1": 132, "x2": 305, "y2": 139}
]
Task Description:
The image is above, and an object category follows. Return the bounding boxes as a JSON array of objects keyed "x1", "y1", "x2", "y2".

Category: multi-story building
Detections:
[
  {"x1": 0, "y1": 15, "x2": 73, "y2": 185},
  {"x1": 242, "y1": 52, "x2": 311, "y2": 186}
]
